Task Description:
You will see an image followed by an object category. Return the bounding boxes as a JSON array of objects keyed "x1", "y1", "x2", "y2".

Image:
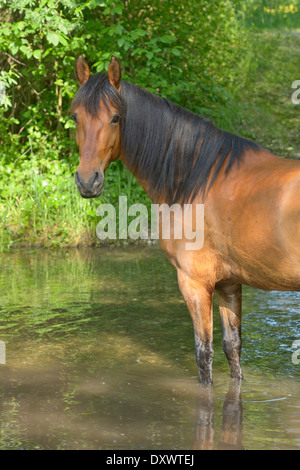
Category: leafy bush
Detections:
[{"x1": 0, "y1": 0, "x2": 299, "y2": 250}]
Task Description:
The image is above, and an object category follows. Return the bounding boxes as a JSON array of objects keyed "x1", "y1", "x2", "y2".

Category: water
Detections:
[{"x1": 0, "y1": 246, "x2": 299, "y2": 450}]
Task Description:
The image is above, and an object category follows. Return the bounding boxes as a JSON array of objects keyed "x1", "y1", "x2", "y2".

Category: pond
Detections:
[{"x1": 0, "y1": 246, "x2": 299, "y2": 450}]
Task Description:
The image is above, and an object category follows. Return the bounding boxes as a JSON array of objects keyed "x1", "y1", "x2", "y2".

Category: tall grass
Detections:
[
  {"x1": 244, "y1": 1, "x2": 300, "y2": 29},
  {"x1": 0, "y1": 156, "x2": 150, "y2": 251}
]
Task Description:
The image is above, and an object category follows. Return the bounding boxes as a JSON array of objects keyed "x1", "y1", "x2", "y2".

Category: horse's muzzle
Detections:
[{"x1": 75, "y1": 170, "x2": 104, "y2": 198}]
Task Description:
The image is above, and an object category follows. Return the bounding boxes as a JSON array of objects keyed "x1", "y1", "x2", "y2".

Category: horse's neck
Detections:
[{"x1": 120, "y1": 152, "x2": 152, "y2": 198}]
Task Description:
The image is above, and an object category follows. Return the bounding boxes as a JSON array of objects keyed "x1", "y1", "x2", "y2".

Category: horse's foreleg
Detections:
[
  {"x1": 177, "y1": 270, "x2": 214, "y2": 384},
  {"x1": 215, "y1": 283, "x2": 243, "y2": 380}
]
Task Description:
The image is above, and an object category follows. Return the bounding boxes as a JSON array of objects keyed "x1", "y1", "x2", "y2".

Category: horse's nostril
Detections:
[
  {"x1": 93, "y1": 171, "x2": 101, "y2": 187},
  {"x1": 75, "y1": 171, "x2": 81, "y2": 186},
  {"x1": 75, "y1": 170, "x2": 103, "y2": 195}
]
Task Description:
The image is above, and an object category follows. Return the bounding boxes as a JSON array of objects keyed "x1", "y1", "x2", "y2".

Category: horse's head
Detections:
[{"x1": 72, "y1": 55, "x2": 122, "y2": 198}]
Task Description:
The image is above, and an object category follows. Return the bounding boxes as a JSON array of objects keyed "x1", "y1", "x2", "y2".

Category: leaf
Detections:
[
  {"x1": 43, "y1": 48, "x2": 52, "y2": 58},
  {"x1": 54, "y1": 79, "x2": 64, "y2": 86},
  {"x1": 1, "y1": 27, "x2": 11, "y2": 37},
  {"x1": 74, "y1": 2, "x2": 91, "y2": 14},
  {"x1": 10, "y1": 45, "x2": 19, "y2": 55},
  {"x1": 58, "y1": 34, "x2": 69, "y2": 47},
  {"x1": 33, "y1": 50, "x2": 43, "y2": 60},
  {"x1": 114, "y1": 3, "x2": 123, "y2": 15},
  {"x1": 39, "y1": 0, "x2": 48, "y2": 9},
  {"x1": 115, "y1": 24, "x2": 124, "y2": 35},
  {"x1": 46, "y1": 32, "x2": 60, "y2": 47},
  {"x1": 159, "y1": 35, "x2": 174, "y2": 44},
  {"x1": 124, "y1": 41, "x2": 131, "y2": 52},
  {"x1": 20, "y1": 45, "x2": 29, "y2": 56},
  {"x1": 172, "y1": 48, "x2": 181, "y2": 57}
]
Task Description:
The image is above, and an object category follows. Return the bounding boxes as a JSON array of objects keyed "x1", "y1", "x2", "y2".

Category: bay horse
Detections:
[{"x1": 71, "y1": 55, "x2": 300, "y2": 384}]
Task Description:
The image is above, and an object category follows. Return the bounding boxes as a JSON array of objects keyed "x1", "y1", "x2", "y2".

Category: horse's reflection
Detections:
[{"x1": 191, "y1": 379, "x2": 244, "y2": 450}]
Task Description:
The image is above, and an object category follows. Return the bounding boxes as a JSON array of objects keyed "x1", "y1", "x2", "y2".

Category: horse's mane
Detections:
[{"x1": 71, "y1": 73, "x2": 261, "y2": 204}]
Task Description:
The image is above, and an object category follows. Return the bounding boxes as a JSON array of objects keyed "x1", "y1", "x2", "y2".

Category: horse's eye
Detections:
[
  {"x1": 71, "y1": 114, "x2": 78, "y2": 124},
  {"x1": 111, "y1": 114, "x2": 120, "y2": 124}
]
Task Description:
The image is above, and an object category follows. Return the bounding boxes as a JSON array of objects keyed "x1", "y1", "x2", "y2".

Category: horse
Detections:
[{"x1": 71, "y1": 54, "x2": 300, "y2": 384}]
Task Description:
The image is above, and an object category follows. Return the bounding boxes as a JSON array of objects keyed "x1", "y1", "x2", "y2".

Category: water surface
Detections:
[{"x1": 0, "y1": 246, "x2": 299, "y2": 450}]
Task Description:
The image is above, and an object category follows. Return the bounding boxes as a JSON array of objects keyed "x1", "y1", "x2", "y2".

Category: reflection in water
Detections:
[
  {"x1": 0, "y1": 247, "x2": 300, "y2": 449},
  {"x1": 192, "y1": 380, "x2": 244, "y2": 450},
  {"x1": 218, "y1": 381, "x2": 243, "y2": 450}
]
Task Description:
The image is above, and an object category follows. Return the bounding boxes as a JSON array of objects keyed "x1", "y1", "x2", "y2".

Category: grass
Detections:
[
  {"x1": 236, "y1": 29, "x2": 300, "y2": 158},
  {"x1": 0, "y1": 156, "x2": 150, "y2": 251}
]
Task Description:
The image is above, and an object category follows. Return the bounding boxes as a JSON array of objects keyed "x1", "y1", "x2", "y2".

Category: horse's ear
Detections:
[
  {"x1": 108, "y1": 56, "x2": 121, "y2": 92},
  {"x1": 75, "y1": 55, "x2": 90, "y2": 86}
]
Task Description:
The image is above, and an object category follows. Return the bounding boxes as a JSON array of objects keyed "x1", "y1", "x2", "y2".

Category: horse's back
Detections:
[{"x1": 203, "y1": 152, "x2": 300, "y2": 290}]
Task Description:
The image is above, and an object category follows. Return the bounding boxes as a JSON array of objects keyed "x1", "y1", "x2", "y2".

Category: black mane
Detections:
[{"x1": 71, "y1": 72, "x2": 261, "y2": 204}]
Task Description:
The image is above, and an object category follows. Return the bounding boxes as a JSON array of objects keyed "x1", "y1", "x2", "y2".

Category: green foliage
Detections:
[
  {"x1": 0, "y1": 0, "x2": 255, "y2": 151},
  {"x1": 0, "y1": 0, "x2": 300, "y2": 250}
]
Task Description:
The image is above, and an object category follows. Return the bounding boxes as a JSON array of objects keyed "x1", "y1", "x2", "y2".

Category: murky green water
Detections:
[{"x1": 0, "y1": 246, "x2": 299, "y2": 450}]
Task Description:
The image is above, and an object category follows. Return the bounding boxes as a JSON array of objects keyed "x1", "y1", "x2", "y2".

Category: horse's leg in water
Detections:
[
  {"x1": 215, "y1": 283, "x2": 243, "y2": 380},
  {"x1": 177, "y1": 270, "x2": 214, "y2": 384}
]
